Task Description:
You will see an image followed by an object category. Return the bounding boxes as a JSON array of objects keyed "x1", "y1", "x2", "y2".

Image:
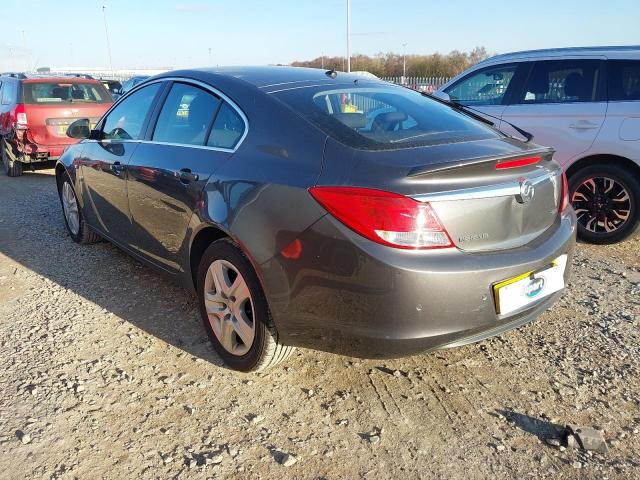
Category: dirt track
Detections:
[{"x1": 0, "y1": 169, "x2": 638, "y2": 479}]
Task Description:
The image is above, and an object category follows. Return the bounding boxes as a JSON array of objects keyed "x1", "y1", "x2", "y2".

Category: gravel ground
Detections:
[{"x1": 0, "y1": 169, "x2": 638, "y2": 480}]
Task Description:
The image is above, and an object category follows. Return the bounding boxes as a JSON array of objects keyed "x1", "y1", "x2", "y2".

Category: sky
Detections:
[{"x1": 1, "y1": 0, "x2": 638, "y2": 71}]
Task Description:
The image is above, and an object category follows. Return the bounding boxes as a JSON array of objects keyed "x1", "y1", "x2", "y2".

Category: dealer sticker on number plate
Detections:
[{"x1": 493, "y1": 255, "x2": 567, "y2": 315}]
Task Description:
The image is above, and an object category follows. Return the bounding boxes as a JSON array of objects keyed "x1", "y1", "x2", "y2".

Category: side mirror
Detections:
[
  {"x1": 430, "y1": 91, "x2": 451, "y2": 102},
  {"x1": 67, "y1": 118, "x2": 91, "y2": 139}
]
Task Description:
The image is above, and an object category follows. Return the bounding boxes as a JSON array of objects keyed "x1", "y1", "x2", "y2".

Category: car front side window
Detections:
[
  {"x1": 101, "y1": 83, "x2": 162, "y2": 140},
  {"x1": 446, "y1": 64, "x2": 518, "y2": 106}
]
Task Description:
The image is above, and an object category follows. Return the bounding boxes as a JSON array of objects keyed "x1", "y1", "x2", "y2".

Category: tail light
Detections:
[
  {"x1": 13, "y1": 104, "x2": 27, "y2": 129},
  {"x1": 309, "y1": 186, "x2": 454, "y2": 249},
  {"x1": 559, "y1": 172, "x2": 569, "y2": 213}
]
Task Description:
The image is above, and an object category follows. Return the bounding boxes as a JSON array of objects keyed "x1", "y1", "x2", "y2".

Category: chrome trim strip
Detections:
[
  {"x1": 413, "y1": 172, "x2": 551, "y2": 202},
  {"x1": 100, "y1": 76, "x2": 249, "y2": 153},
  {"x1": 137, "y1": 139, "x2": 235, "y2": 153}
]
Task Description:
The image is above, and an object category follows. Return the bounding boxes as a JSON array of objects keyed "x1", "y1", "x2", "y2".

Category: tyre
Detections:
[
  {"x1": 58, "y1": 173, "x2": 101, "y2": 244},
  {"x1": 197, "y1": 239, "x2": 295, "y2": 372},
  {"x1": 569, "y1": 163, "x2": 640, "y2": 244},
  {"x1": 1, "y1": 138, "x2": 23, "y2": 177}
]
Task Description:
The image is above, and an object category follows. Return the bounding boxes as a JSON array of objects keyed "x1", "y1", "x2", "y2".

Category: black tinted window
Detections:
[
  {"x1": 153, "y1": 83, "x2": 220, "y2": 146},
  {"x1": 446, "y1": 64, "x2": 518, "y2": 106},
  {"x1": 102, "y1": 83, "x2": 161, "y2": 140},
  {"x1": 275, "y1": 84, "x2": 498, "y2": 150},
  {"x1": 608, "y1": 60, "x2": 640, "y2": 101},
  {"x1": 207, "y1": 102, "x2": 245, "y2": 149},
  {"x1": 518, "y1": 60, "x2": 603, "y2": 104},
  {"x1": 22, "y1": 81, "x2": 110, "y2": 105}
]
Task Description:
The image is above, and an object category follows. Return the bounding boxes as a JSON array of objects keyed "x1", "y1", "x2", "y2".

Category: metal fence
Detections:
[{"x1": 381, "y1": 76, "x2": 451, "y2": 92}]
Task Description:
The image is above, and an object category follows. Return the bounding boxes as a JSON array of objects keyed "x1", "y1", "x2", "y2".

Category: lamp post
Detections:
[
  {"x1": 402, "y1": 42, "x2": 407, "y2": 82},
  {"x1": 102, "y1": 5, "x2": 114, "y2": 73},
  {"x1": 346, "y1": 0, "x2": 351, "y2": 72}
]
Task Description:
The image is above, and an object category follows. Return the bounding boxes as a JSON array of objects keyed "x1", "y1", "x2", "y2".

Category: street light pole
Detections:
[
  {"x1": 402, "y1": 42, "x2": 407, "y2": 80},
  {"x1": 346, "y1": 0, "x2": 351, "y2": 72},
  {"x1": 102, "y1": 5, "x2": 114, "y2": 73}
]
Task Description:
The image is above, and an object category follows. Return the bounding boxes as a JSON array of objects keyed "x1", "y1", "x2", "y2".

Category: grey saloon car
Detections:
[{"x1": 56, "y1": 67, "x2": 576, "y2": 371}]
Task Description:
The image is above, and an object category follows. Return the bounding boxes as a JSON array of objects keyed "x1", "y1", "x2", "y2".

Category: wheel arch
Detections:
[
  {"x1": 565, "y1": 154, "x2": 640, "y2": 180},
  {"x1": 189, "y1": 225, "x2": 230, "y2": 290},
  {"x1": 54, "y1": 162, "x2": 67, "y2": 192}
]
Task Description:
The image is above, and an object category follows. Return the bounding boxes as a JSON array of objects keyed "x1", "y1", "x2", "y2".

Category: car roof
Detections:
[
  {"x1": 21, "y1": 76, "x2": 102, "y2": 84},
  {"x1": 479, "y1": 45, "x2": 640, "y2": 65},
  {"x1": 157, "y1": 66, "x2": 385, "y2": 92},
  {"x1": 0, "y1": 73, "x2": 102, "y2": 83}
]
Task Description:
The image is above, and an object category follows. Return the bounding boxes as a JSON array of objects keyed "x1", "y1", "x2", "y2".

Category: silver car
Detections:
[{"x1": 435, "y1": 46, "x2": 640, "y2": 244}]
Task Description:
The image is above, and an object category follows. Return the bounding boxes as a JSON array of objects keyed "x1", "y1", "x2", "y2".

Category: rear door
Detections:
[
  {"x1": 79, "y1": 82, "x2": 164, "y2": 243},
  {"x1": 602, "y1": 59, "x2": 640, "y2": 147},
  {"x1": 443, "y1": 62, "x2": 525, "y2": 122},
  {"x1": 126, "y1": 80, "x2": 247, "y2": 272},
  {"x1": 500, "y1": 59, "x2": 607, "y2": 168}
]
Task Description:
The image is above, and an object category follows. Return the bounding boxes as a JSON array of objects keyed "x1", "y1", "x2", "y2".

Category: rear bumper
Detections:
[
  {"x1": 20, "y1": 143, "x2": 66, "y2": 161},
  {"x1": 11, "y1": 132, "x2": 70, "y2": 161},
  {"x1": 260, "y1": 210, "x2": 577, "y2": 358}
]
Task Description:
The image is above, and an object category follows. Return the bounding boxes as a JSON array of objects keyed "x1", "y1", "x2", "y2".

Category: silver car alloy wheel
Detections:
[
  {"x1": 62, "y1": 181, "x2": 80, "y2": 236},
  {"x1": 572, "y1": 176, "x2": 631, "y2": 234},
  {"x1": 203, "y1": 259, "x2": 255, "y2": 356}
]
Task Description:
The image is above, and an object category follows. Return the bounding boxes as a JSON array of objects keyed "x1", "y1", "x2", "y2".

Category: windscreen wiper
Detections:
[{"x1": 420, "y1": 91, "x2": 535, "y2": 143}]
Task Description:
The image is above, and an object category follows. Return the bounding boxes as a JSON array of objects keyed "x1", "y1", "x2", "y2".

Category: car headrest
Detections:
[
  {"x1": 188, "y1": 95, "x2": 214, "y2": 129},
  {"x1": 374, "y1": 111, "x2": 408, "y2": 124},
  {"x1": 564, "y1": 72, "x2": 588, "y2": 100},
  {"x1": 71, "y1": 90, "x2": 85, "y2": 100},
  {"x1": 52, "y1": 87, "x2": 67, "y2": 99},
  {"x1": 527, "y1": 69, "x2": 549, "y2": 95},
  {"x1": 334, "y1": 112, "x2": 366, "y2": 129}
]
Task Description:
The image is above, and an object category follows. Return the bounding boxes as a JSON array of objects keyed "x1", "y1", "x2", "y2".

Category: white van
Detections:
[{"x1": 435, "y1": 46, "x2": 640, "y2": 244}]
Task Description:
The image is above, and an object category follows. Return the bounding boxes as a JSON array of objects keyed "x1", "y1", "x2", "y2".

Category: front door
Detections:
[
  {"x1": 79, "y1": 82, "x2": 163, "y2": 243},
  {"x1": 126, "y1": 81, "x2": 247, "y2": 272}
]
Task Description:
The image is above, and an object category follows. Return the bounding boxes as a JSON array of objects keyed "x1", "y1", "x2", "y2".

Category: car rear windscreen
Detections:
[
  {"x1": 23, "y1": 82, "x2": 111, "y2": 104},
  {"x1": 272, "y1": 83, "x2": 499, "y2": 150}
]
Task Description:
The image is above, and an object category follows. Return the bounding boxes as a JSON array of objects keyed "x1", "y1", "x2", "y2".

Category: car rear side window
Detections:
[
  {"x1": 517, "y1": 60, "x2": 604, "y2": 104},
  {"x1": 153, "y1": 83, "x2": 221, "y2": 146},
  {"x1": 102, "y1": 83, "x2": 161, "y2": 140},
  {"x1": 274, "y1": 84, "x2": 498, "y2": 150},
  {"x1": 608, "y1": 60, "x2": 640, "y2": 101},
  {"x1": 446, "y1": 64, "x2": 518, "y2": 106},
  {"x1": 22, "y1": 82, "x2": 111, "y2": 104},
  {"x1": 207, "y1": 102, "x2": 245, "y2": 149}
]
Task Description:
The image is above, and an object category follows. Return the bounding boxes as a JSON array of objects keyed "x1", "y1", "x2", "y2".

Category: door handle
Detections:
[
  {"x1": 111, "y1": 161, "x2": 123, "y2": 176},
  {"x1": 569, "y1": 121, "x2": 599, "y2": 130},
  {"x1": 179, "y1": 168, "x2": 199, "y2": 183}
]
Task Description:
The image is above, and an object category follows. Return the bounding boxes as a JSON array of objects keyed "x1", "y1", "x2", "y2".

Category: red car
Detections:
[{"x1": 0, "y1": 74, "x2": 113, "y2": 176}]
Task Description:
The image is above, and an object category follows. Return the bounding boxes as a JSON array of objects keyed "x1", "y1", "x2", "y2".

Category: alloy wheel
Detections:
[
  {"x1": 571, "y1": 176, "x2": 631, "y2": 234},
  {"x1": 62, "y1": 182, "x2": 80, "y2": 235},
  {"x1": 203, "y1": 259, "x2": 255, "y2": 356}
]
